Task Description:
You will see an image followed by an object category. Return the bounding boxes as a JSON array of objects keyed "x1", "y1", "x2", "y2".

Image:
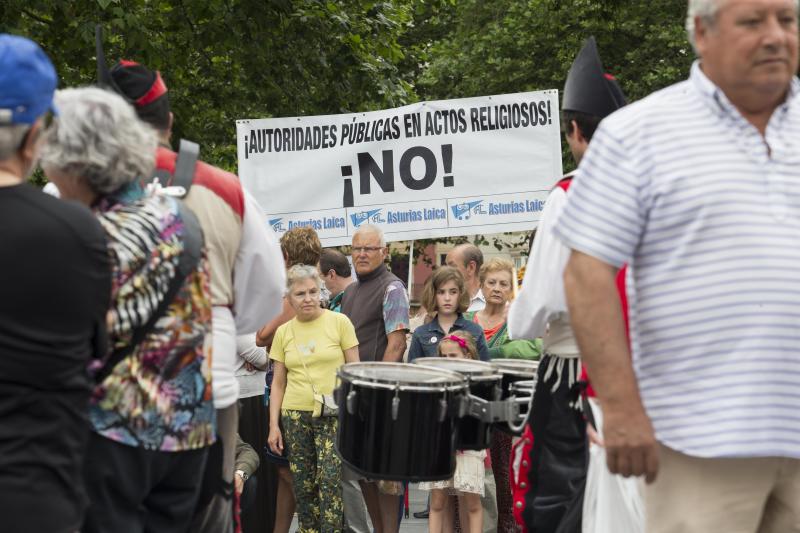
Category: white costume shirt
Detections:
[
  {"x1": 213, "y1": 190, "x2": 286, "y2": 408},
  {"x1": 508, "y1": 178, "x2": 579, "y2": 358},
  {"x1": 235, "y1": 333, "x2": 268, "y2": 399}
]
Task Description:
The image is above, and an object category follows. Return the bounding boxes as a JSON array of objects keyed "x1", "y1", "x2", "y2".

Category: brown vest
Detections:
[{"x1": 341, "y1": 266, "x2": 402, "y2": 362}]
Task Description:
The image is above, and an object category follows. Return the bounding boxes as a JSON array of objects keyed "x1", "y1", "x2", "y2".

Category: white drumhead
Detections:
[
  {"x1": 413, "y1": 357, "x2": 499, "y2": 380},
  {"x1": 491, "y1": 358, "x2": 539, "y2": 376},
  {"x1": 339, "y1": 362, "x2": 466, "y2": 388}
]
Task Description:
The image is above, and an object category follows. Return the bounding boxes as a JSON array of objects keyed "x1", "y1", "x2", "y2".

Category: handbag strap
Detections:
[
  {"x1": 152, "y1": 139, "x2": 199, "y2": 195},
  {"x1": 289, "y1": 322, "x2": 321, "y2": 397},
  {"x1": 94, "y1": 202, "x2": 204, "y2": 383}
]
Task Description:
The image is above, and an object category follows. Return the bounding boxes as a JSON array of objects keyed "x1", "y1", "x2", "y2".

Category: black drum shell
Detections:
[
  {"x1": 456, "y1": 377, "x2": 500, "y2": 451},
  {"x1": 490, "y1": 360, "x2": 539, "y2": 436},
  {"x1": 491, "y1": 359, "x2": 538, "y2": 399},
  {"x1": 412, "y1": 358, "x2": 501, "y2": 451},
  {"x1": 336, "y1": 377, "x2": 464, "y2": 482}
]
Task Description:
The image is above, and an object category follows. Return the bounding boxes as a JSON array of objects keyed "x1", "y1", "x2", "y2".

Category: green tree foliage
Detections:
[
  {"x1": 406, "y1": 0, "x2": 692, "y2": 254},
  {"x1": 418, "y1": 0, "x2": 692, "y2": 101},
  {"x1": 417, "y1": 0, "x2": 693, "y2": 171},
  {"x1": 2, "y1": 0, "x2": 694, "y2": 173},
  {"x1": 1, "y1": 0, "x2": 419, "y2": 170},
  {"x1": 4, "y1": 0, "x2": 694, "y2": 256}
]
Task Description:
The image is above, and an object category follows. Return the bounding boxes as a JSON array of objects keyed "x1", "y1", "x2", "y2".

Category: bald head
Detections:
[{"x1": 446, "y1": 244, "x2": 483, "y2": 297}]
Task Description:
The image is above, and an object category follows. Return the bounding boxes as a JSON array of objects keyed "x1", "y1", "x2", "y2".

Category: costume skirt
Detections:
[{"x1": 419, "y1": 450, "x2": 486, "y2": 496}]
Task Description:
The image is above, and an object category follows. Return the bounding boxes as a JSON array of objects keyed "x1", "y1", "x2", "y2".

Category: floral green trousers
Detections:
[{"x1": 282, "y1": 410, "x2": 343, "y2": 533}]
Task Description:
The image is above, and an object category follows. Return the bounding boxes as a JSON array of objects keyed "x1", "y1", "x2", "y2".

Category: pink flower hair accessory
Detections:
[{"x1": 443, "y1": 335, "x2": 467, "y2": 350}]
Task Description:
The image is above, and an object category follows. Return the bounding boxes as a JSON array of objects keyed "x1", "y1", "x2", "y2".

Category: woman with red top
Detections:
[{"x1": 465, "y1": 258, "x2": 541, "y2": 533}]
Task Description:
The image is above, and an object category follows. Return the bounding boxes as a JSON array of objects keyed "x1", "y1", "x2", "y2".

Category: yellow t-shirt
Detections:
[{"x1": 270, "y1": 310, "x2": 359, "y2": 411}]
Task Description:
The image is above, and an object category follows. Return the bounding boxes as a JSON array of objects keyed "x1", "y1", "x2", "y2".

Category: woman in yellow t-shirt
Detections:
[{"x1": 268, "y1": 264, "x2": 359, "y2": 532}]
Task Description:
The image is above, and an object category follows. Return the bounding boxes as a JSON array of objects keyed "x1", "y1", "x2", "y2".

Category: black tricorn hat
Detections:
[{"x1": 562, "y1": 36, "x2": 627, "y2": 118}]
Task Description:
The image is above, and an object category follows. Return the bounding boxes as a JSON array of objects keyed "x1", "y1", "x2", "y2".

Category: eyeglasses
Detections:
[{"x1": 352, "y1": 246, "x2": 383, "y2": 255}]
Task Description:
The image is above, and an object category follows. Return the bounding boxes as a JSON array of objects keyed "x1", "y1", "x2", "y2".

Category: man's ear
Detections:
[
  {"x1": 19, "y1": 120, "x2": 43, "y2": 175},
  {"x1": 693, "y1": 15, "x2": 711, "y2": 57},
  {"x1": 22, "y1": 120, "x2": 42, "y2": 155},
  {"x1": 571, "y1": 120, "x2": 586, "y2": 144}
]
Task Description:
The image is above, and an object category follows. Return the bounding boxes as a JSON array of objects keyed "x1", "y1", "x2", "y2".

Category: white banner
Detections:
[{"x1": 236, "y1": 90, "x2": 562, "y2": 246}]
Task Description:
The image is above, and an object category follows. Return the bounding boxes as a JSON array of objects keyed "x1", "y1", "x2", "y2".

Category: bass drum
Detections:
[
  {"x1": 490, "y1": 359, "x2": 539, "y2": 435},
  {"x1": 336, "y1": 362, "x2": 467, "y2": 481},
  {"x1": 413, "y1": 358, "x2": 501, "y2": 451}
]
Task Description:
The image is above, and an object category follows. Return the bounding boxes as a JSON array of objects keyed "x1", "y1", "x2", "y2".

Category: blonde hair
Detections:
[
  {"x1": 420, "y1": 266, "x2": 470, "y2": 315},
  {"x1": 437, "y1": 330, "x2": 478, "y2": 361},
  {"x1": 479, "y1": 257, "x2": 514, "y2": 285},
  {"x1": 281, "y1": 227, "x2": 322, "y2": 268}
]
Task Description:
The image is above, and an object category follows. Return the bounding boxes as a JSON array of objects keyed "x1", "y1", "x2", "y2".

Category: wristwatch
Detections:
[{"x1": 235, "y1": 469, "x2": 249, "y2": 482}]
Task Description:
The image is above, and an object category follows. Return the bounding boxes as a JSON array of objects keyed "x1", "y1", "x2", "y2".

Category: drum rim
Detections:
[
  {"x1": 490, "y1": 358, "x2": 540, "y2": 375},
  {"x1": 510, "y1": 379, "x2": 537, "y2": 390},
  {"x1": 337, "y1": 361, "x2": 468, "y2": 391},
  {"x1": 411, "y1": 357, "x2": 501, "y2": 382}
]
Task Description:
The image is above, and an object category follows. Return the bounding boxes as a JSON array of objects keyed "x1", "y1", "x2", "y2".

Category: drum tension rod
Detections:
[
  {"x1": 391, "y1": 384, "x2": 400, "y2": 421},
  {"x1": 438, "y1": 397, "x2": 448, "y2": 422},
  {"x1": 346, "y1": 390, "x2": 358, "y2": 416}
]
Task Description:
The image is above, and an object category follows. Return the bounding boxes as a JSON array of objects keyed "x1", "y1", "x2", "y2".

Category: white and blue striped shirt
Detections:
[{"x1": 554, "y1": 62, "x2": 800, "y2": 459}]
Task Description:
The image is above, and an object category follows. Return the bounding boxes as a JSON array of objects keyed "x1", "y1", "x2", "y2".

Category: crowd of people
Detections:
[{"x1": 1, "y1": 0, "x2": 799, "y2": 532}]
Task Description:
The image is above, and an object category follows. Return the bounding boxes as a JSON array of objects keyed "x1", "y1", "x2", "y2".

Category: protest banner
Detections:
[{"x1": 236, "y1": 90, "x2": 563, "y2": 246}]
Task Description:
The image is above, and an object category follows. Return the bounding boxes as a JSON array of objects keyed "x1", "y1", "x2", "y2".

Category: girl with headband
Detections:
[{"x1": 418, "y1": 329, "x2": 485, "y2": 533}]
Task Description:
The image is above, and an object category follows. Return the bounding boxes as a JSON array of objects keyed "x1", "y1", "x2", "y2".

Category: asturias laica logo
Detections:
[
  {"x1": 350, "y1": 209, "x2": 385, "y2": 227},
  {"x1": 451, "y1": 201, "x2": 485, "y2": 220}
]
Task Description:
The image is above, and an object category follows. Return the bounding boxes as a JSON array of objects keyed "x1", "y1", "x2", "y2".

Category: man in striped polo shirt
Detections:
[{"x1": 557, "y1": 1, "x2": 800, "y2": 531}]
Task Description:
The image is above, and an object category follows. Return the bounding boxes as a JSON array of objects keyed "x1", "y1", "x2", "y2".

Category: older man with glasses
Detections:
[{"x1": 341, "y1": 224, "x2": 410, "y2": 533}]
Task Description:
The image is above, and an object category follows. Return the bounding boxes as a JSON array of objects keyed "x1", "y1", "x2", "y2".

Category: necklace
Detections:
[{"x1": 478, "y1": 311, "x2": 505, "y2": 329}]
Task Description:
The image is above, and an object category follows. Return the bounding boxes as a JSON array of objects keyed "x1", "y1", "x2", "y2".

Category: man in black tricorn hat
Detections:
[
  {"x1": 508, "y1": 36, "x2": 627, "y2": 532},
  {"x1": 91, "y1": 29, "x2": 286, "y2": 533}
]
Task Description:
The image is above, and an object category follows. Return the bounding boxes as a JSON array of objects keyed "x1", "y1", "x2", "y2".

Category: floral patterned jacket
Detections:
[{"x1": 89, "y1": 185, "x2": 215, "y2": 451}]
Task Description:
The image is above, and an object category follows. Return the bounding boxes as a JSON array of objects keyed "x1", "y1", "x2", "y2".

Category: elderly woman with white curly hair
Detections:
[
  {"x1": 268, "y1": 264, "x2": 360, "y2": 533},
  {"x1": 40, "y1": 86, "x2": 215, "y2": 533}
]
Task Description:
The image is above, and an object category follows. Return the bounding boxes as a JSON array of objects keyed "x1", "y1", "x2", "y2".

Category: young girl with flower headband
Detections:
[
  {"x1": 408, "y1": 266, "x2": 489, "y2": 362},
  {"x1": 418, "y1": 330, "x2": 485, "y2": 533}
]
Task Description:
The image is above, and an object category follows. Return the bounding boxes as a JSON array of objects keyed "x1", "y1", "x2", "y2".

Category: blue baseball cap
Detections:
[{"x1": 0, "y1": 34, "x2": 57, "y2": 125}]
